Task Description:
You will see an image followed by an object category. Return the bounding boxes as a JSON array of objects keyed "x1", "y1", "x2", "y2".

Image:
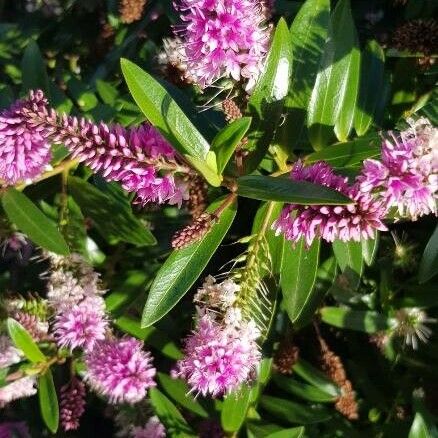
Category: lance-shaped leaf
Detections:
[
  {"x1": 21, "y1": 40, "x2": 50, "y2": 96},
  {"x1": 354, "y1": 40, "x2": 385, "y2": 136},
  {"x1": 276, "y1": 0, "x2": 330, "y2": 153},
  {"x1": 419, "y1": 225, "x2": 438, "y2": 284},
  {"x1": 7, "y1": 318, "x2": 46, "y2": 363},
  {"x1": 320, "y1": 307, "x2": 393, "y2": 333},
  {"x1": 237, "y1": 175, "x2": 352, "y2": 204},
  {"x1": 221, "y1": 385, "x2": 252, "y2": 433},
  {"x1": 244, "y1": 18, "x2": 292, "y2": 172},
  {"x1": 362, "y1": 231, "x2": 379, "y2": 266},
  {"x1": 121, "y1": 59, "x2": 220, "y2": 184},
  {"x1": 2, "y1": 188, "x2": 69, "y2": 255},
  {"x1": 281, "y1": 237, "x2": 321, "y2": 328},
  {"x1": 308, "y1": 0, "x2": 361, "y2": 148},
  {"x1": 38, "y1": 370, "x2": 59, "y2": 434},
  {"x1": 142, "y1": 197, "x2": 237, "y2": 327},
  {"x1": 332, "y1": 240, "x2": 364, "y2": 277}
]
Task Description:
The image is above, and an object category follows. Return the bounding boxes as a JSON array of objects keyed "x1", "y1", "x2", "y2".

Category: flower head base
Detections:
[
  {"x1": 194, "y1": 275, "x2": 239, "y2": 310},
  {"x1": 173, "y1": 311, "x2": 261, "y2": 397},
  {"x1": 176, "y1": 0, "x2": 270, "y2": 90},
  {"x1": 130, "y1": 417, "x2": 166, "y2": 438},
  {"x1": 85, "y1": 337, "x2": 156, "y2": 404},
  {"x1": 0, "y1": 90, "x2": 52, "y2": 186},
  {"x1": 392, "y1": 307, "x2": 435, "y2": 349},
  {"x1": 273, "y1": 161, "x2": 388, "y2": 246},
  {"x1": 358, "y1": 117, "x2": 438, "y2": 220},
  {"x1": 53, "y1": 296, "x2": 108, "y2": 351}
]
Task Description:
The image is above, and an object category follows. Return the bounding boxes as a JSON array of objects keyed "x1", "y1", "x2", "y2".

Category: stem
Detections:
[{"x1": 213, "y1": 193, "x2": 237, "y2": 218}]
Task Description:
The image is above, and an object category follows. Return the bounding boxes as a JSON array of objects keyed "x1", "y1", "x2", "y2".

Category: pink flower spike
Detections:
[{"x1": 84, "y1": 337, "x2": 156, "y2": 404}]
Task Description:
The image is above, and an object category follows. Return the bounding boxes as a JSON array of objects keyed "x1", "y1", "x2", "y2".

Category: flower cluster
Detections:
[
  {"x1": 0, "y1": 336, "x2": 37, "y2": 407},
  {"x1": 273, "y1": 161, "x2": 388, "y2": 246},
  {"x1": 176, "y1": 0, "x2": 270, "y2": 90},
  {"x1": 130, "y1": 417, "x2": 166, "y2": 438},
  {"x1": 358, "y1": 118, "x2": 437, "y2": 220},
  {"x1": 59, "y1": 378, "x2": 86, "y2": 431},
  {"x1": 1, "y1": 90, "x2": 189, "y2": 206},
  {"x1": 174, "y1": 277, "x2": 261, "y2": 396}
]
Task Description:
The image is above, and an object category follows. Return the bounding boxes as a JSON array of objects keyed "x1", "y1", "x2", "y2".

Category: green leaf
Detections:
[
  {"x1": 68, "y1": 177, "x2": 156, "y2": 246},
  {"x1": 277, "y1": 0, "x2": 330, "y2": 153},
  {"x1": 237, "y1": 175, "x2": 352, "y2": 204},
  {"x1": 260, "y1": 395, "x2": 332, "y2": 424},
  {"x1": 96, "y1": 79, "x2": 118, "y2": 105},
  {"x1": 292, "y1": 359, "x2": 340, "y2": 397},
  {"x1": 142, "y1": 197, "x2": 237, "y2": 327},
  {"x1": 158, "y1": 373, "x2": 208, "y2": 418},
  {"x1": 266, "y1": 427, "x2": 306, "y2": 438},
  {"x1": 245, "y1": 18, "x2": 293, "y2": 172},
  {"x1": 149, "y1": 388, "x2": 196, "y2": 437},
  {"x1": 305, "y1": 135, "x2": 380, "y2": 169},
  {"x1": 38, "y1": 370, "x2": 59, "y2": 434},
  {"x1": 7, "y1": 318, "x2": 46, "y2": 363},
  {"x1": 362, "y1": 231, "x2": 379, "y2": 266},
  {"x1": 184, "y1": 152, "x2": 222, "y2": 187},
  {"x1": 332, "y1": 240, "x2": 363, "y2": 277},
  {"x1": 308, "y1": 0, "x2": 361, "y2": 148},
  {"x1": 281, "y1": 237, "x2": 322, "y2": 327},
  {"x1": 120, "y1": 59, "x2": 211, "y2": 161},
  {"x1": 21, "y1": 40, "x2": 50, "y2": 96},
  {"x1": 212, "y1": 117, "x2": 252, "y2": 174},
  {"x1": 408, "y1": 412, "x2": 431, "y2": 438},
  {"x1": 354, "y1": 40, "x2": 385, "y2": 136},
  {"x1": 2, "y1": 189, "x2": 69, "y2": 255},
  {"x1": 221, "y1": 385, "x2": 252, "y2": 433},
  {"x1": 272, "y1": 375, "x2": 336, "y2": 403},
  {"x1": 419, "y1": 225, "x2": 438, "y2": 284},
  {"x1": 114, "y1": 316, "x2": 182, "y2": 360},
  {"x1": 320, "y1": 307, "x2": 392, "y2": 333}
]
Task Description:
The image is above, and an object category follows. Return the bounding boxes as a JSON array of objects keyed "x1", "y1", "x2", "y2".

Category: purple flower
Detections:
[
  {"x1": 358, "y1": 118, "x2": 437, "y2": 220},
  {"x1": 18, "y1": 90, "x2": 189, "y2": 206},
  {"x1": 130, "y1": 417, "x2": 166, "y2": 438},
  {"x1": 0, "y1": 422, "x2": 30, "y2": 438},
  {"x1": 176, "y1": 0, "x2": 270, "y2": 90},
  {"x1": 173, "y1": 312, "x2": 261, "y2": 397},
  {"x1": 0, "y1": 90, "x2": 51, "y2": 185},
  {"x1": 53, "y1": 296, "x2": 108, "y2": 351},
  {"x1": 84, "y1": 337, "x2": 156, "y2": 404},
  {"x1": 273, "y1": 161, "x2": 388, "y2": 246},
  {"x1": 60, "y1": 378, "x2": 86, "y2": 431}
]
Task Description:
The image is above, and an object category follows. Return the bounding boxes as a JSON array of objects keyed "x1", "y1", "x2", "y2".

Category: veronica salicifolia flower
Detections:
[
  {"x1": 53, "y1": 296, "x2": 108, "y2": 351},
  {"x1": 176, "y1": 0, "x2": 270, "y2": 90},
  {"x1": 59, "y1": 378, "x2": 86, "y2": 431},
  {"x1": 273, "y1": 161, "x2": 387, "y2": 246},
  {"x1": 0, "y1": 90, "x2": 52, "y2": 186},
  {"x1": 358, "y1": 117, "x2": 437, "y2": 220},
  {"x1": 85, "y1": 337, "x2": 156, "y2": 404},
  {"x1": 173, "y1": 311, "x2": 261, "y2": 397},
  {"x1": 0, "y1": 377, "x2": 37, "y2": 407}
]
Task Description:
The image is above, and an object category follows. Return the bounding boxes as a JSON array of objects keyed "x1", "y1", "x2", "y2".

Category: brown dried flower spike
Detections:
[
  {"x1": 222, "y1": 99, "x2": 243, "y2": 123},
  {"x1": 119, "y1": 0, "x2": 147, "y2": 24},
  {"x1": 274, "y1": 339, "x2": 300, "y2": 375}
]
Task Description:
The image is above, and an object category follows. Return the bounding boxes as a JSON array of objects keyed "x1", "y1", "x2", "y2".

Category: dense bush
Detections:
[{"x1": 0, "y1": 0, "x2": 437, "y2": 437}]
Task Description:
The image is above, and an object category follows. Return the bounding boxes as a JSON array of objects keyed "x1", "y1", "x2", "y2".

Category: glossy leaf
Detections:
[
  {"x1": 221, "y1": 385, "x2": 252, "y2": 433},
  {"x1": 149, "y1": 388, "x2": 196, "y2": 437},
  {"x1": 321, "y1": 307, "x2": 393, "y2": 333},
  {"x1": 237, "y1": 175, "x2": 352, "y2": 205},
  {"x1": 260, "y1": 396, "x2": 332, "y2": 424},
  {"x1": 408, "y1": 412, "x2": 430, "y2": 438},
  {"x1": 68, "y1": 177, "x2": 156, "y2": 246},
  {"x1": 305, "y1": 135, "x2": 380, "y2": 169},
  {"x1": 419, "y1": 225, "x2": 438, "y2": 284},
  {"x1": 281, "y1": 237, "x2": 321, "y2": 327},
  {"x1": 212, "y1": 117, "x2": 252, "y2": 174},
  {"x1": 292, "y1": 359, "x2": 340, "y2": 397},
  {"x1": 272, "y1": 375, "x2": 336, "y2": 403},
  {"x1": 21, "y1": 40, "x2": 50, "y2": 96},
  {"x1": 245, "y1": 18, "x2": 292, "y2": 172},
  {"x1": 354, "y1": 40, "x2": 385, "y2": 136},
  {"x1": 120, "y1": 59, "x2": 210, "y2": 161},
  {"x1": 142, "y1": 197, "x2": 237, "y2": 327},
  {"x1": 266, "y1": 427, "x2": 306, "y2": 438},
  {"x1": 308, "y1": 0, "x2": 361, "y2": 148},
  {"x1": 2, "y1": 188, "x2": 69, "y2": 255},
  {"x1": 277, "y1": 0, "x2": 330, "y2": 153},
  {"x1": 7, "y1": 318, "x2": 46, "y2": 363},
  {"x1": 158, "y1": 373, "x2": 208, "y2": 418},
  {"x1": 332, "y1": 240, "x2": 364, "y2": 276},
  {"x1": 362, "y1": 231, "x2": 379, "y2": 266},
  {"x1": 38, "y1": 370, "x2": 59, "y2": 434}
]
